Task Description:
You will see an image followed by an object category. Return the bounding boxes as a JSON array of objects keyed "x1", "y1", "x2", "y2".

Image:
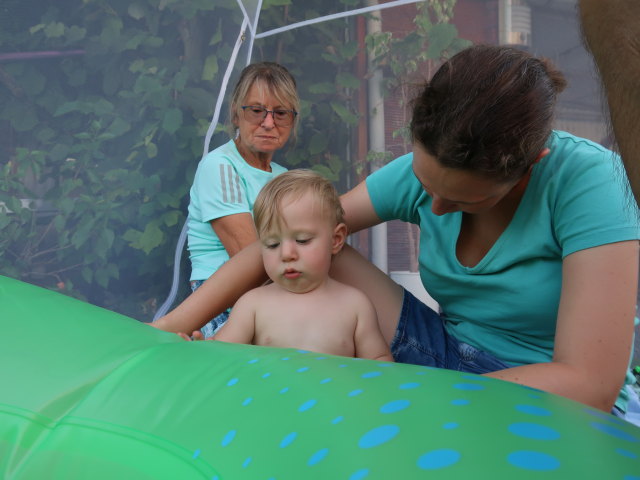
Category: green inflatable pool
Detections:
[{"x1": 1, "y1": 275, "x2": 639, "y2": 479}]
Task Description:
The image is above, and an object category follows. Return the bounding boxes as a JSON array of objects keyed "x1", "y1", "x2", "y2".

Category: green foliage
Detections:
[{"x1": 0, "y1": 0, "x2": 466, "y2": 319}]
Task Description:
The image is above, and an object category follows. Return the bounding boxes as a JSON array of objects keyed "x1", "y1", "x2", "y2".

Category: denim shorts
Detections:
[
  {"x1": 390, "y1": 289, "x2": 511, "y2": 374},
  {"x1": 190, "y1": 280, "x2": 230, "y2": 338}
]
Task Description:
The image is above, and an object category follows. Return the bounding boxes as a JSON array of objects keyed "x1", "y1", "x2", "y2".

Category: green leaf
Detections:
[
  {"x1": 426, "y1": 23, "x2": 458, "y2": 59},
  {"x1": 71, "y1": 219, "x2": 95, "y2": 249},
  {"x1": 162, "y1": 210, "x2": 181, "y2": 227},
  {"x1": 336, "y1": 72, "x2": 360, "y2": 89},
  {"x1": 128, "y1": 3, "x2": 146, "y2": 20},
  {"x1": 137, "y1": 222, "x2": 163, "y2": 254},
  {"x1": 263, "y1": 0, "x2": 291, "y2": 6},
  {"x1": 81, "y1": 267, "x2": 93, "y2": 283},
  {"x1": 208, "y1": 24, "x2": 222, "y2": 46},
  {"x1": 107, "y1": 117, "x2": 131, "y2": 137},
  {"x1": 201, "y1": 54, "x2": 218, "y2": 81},
  {"x1": 308, "y1": 82, "x2": 335, "y2": 94},
  {"x1": 330, "y1": 102, "x2": 359, "y2": 126},
  {"x1": 44, "y1": 22, "x2": 65, "y2": 38},
  {"x1": 162, "y1": 108, "x2": 183, "y2": 134},
  {"x1": 146, "y1": 142, "x2": 158, "y2": 158},
  {"x1": 66, "y1": 26, "x2": 86, "y2": 43},
  {"x1": 308, "y1": 133, "x2": 328, "y2": 155}
]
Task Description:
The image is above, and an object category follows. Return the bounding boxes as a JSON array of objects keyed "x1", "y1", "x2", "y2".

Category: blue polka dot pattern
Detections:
[
  {"x1": 380, "y1": 399, "x2": 410, "y2": 414},
  {"x1": 358, "y1": 425, "x2": 400, "y2": 448},
  {"x1": 508, "y1": 422, "x2": 560, "y2": 440},
  {"x1": 298, "y1": 399, "x2": 317, "y2": 412},
  {"x1": 454, "y1": 383, "x2": 484, "y2": 391},
  {"x1": 279, "y1": 432, "x2": 297, "y2": 448},
  {"x1": 349, "y1": 468, "x2": 369, "y2": 480},
  {"x1": 616, "y1": 448, "x2": 637, "y2": 459},
  {"x1": 590, "y1": 422, "x2": 639, "y2": 442},
  {"x1": 221, "y1": 430, "x2": 236, "y2": 447},
  {"x1": 507, "y1": 451, "x2": 560, "y2": 471},
  {"x1": 417, "y1": 449, "x2": 461, "y2": 470},
  {"x1": 307, "y1": 448, "x2": 329, "y2": 466},
  {"x1": 516, "y1": 404, "x2": 552, "y2": 416},
  {"x1": 183, "y1": 345, "x2": 640, "y2": 479},
  {"x1": 399, "y1": 382, "x2": 420, "y2": 389}
]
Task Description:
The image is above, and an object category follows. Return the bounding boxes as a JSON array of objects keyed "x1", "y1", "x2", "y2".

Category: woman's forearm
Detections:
[
  {"x1": 485, "y1": 361, "x2": 627, "y2": 412},
  {"x1": 154, "y1": 241, "x2": 268, "y2": 333}
]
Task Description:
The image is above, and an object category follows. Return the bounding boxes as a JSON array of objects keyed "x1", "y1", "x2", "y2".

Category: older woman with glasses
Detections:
[{"x1": 182, "y1": 62, "x2": 298, "y2": 338}]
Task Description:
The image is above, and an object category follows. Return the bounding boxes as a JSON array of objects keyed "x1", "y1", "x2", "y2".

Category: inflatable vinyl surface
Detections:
[{"x1": 1, "y1": 275, "x2": 639, "y2": 479}]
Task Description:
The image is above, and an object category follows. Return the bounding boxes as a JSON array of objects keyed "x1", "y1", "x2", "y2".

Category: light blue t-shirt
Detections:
[
  {"x1": 367, "y1": 131, "x2": 638, "y2": 369},
  {"x1": 187, "y1": 140, "x2": 287, "y2": 281}
]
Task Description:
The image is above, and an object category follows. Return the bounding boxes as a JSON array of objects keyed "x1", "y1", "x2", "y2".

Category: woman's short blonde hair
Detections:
[
  {"x1": 253, "y1": 170, "x2": 344, "y2": 237},
  {"x1": 229, "y1": 62, "x2": 299, "y2": 136}
]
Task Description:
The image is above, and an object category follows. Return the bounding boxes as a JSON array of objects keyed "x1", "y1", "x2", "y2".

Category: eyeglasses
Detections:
[{"x1": 241, "y1": 105, "x2": 298, "y2": 127}]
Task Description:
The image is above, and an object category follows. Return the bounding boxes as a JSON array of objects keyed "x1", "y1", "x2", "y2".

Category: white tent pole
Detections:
[
  {"x1": 254, "y1": 0, "x2": 422, "y2": 40},
  {"x1": 245, "y1": 0, "x2": 263, "y2": 65},
  {"x1": 203, "y1": 17, "x2": 250, "y2": 155},
  {"x1": 366, "y1": 0, "x2": 388, "y2": 273},
  {"x1": 153, "y1": 15, "x2": 250, "y2": 322}
]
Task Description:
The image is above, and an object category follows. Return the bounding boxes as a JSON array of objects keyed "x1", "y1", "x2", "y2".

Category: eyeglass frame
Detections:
[{"x1": 240, "y1": 105, "x2": 298, "y2": 127}]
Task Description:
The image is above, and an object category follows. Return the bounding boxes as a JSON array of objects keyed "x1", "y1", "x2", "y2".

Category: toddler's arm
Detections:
[
  {"x1": 353, "y1": 292, "x2": 394, "y2": 362},
  {"x1": 211, "y1": 291, "x2": 257, "y2": 345}
]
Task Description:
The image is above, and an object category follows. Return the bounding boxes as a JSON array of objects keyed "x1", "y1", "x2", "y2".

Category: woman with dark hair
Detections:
[
  {"x1": 156, "y1": 45, "x2": 638, "y2": 418},
  {"x1": 183, "y1": 62, "x2": 298, "y2": 337}
]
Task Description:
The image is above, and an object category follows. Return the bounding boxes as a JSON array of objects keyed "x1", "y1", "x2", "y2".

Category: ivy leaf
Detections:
[
  {"x1": 162, "y1": 210, "x2": 181, "y2": 227},
  {"x1": 162, "y1": 108, "x2": 183, "y2": 134},
  {"x1": 137, "y1": 222, "x2": 164, "y2": 254}
]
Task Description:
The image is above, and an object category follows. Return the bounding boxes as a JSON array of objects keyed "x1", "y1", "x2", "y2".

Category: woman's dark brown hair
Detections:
[{"x1": 410, "y1": 45, "x2": 567, "y2": 182}]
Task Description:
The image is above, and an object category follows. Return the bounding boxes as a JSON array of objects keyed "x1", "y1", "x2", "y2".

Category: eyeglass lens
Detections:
[{"x1": 242, "y1": 106, "x2": 295, "y2": 126}]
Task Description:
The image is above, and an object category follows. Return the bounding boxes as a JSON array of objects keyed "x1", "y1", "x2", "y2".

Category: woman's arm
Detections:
[
  {"x1": 335, "y1": 180, "x2": 405, "y2": 342},
  {"x1": 153, "y1": 241, "x2": 268, "y2": 333},
  {"x1": 211, "y1": 212, "x2": 258, "y2": 257},
  {"x1": 487, "y1": 240, "x2": 638, "y2": 411}
]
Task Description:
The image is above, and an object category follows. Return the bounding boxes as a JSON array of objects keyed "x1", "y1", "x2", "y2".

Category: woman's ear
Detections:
[
  {"x1": 534, "y1": 148, "x2": 551, "y2": 164},
  {"x1": 331, "y1": 223, "x2": 348, "y2": 255}
]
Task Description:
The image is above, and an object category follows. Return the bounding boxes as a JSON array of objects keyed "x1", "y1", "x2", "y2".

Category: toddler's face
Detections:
[{"x1": 260, "y1": 192, "x2": 342, "y2": 294}]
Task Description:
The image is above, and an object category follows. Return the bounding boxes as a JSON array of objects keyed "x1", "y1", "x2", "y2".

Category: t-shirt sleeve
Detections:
[
  {"x1": 365, "y1": 153, "x2": 425, "y2": 225},
  {"x1": 193, "y1": 153, "x2": 251, "y2": 223},
  {"x1": 552, "y1": 145, "x2": 639, "y2": 257}
]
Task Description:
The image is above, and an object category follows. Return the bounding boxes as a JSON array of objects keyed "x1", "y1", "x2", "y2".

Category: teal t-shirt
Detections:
[
  {"x1": 367, "y1": 131, "x2": 638, "y2": 406},
  {"x1": 187, "y1": 140, "x2": 287, "y2": 281}
]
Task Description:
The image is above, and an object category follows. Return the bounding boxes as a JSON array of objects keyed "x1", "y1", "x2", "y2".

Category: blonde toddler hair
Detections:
[{"x1": 253, "y1": 170, "x2": 344, "y2": 237}]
